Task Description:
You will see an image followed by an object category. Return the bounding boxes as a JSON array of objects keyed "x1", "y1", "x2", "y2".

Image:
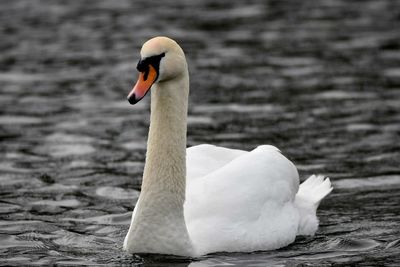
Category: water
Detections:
[{"x1": 1, "y1": 0, "x2": 399, "y2": 265}]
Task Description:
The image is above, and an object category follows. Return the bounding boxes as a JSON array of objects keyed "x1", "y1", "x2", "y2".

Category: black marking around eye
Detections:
[{"x1": 136, "y1": 52, "x2": 166, "y2": 81}]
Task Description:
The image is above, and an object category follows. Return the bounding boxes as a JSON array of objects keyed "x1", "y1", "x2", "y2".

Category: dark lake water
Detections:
[{"x1": 1, "y1": 0, "x2": 400, "y2": 265}]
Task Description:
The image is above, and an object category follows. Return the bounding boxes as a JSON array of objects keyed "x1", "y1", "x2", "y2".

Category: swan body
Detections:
[{"x1": 123, "y1": 37, "x2": 332, "y2": 257}]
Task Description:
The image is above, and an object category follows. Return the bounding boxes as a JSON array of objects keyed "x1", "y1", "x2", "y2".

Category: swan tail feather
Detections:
[{"x1": 295, "y1": 175, "x2": 333, "y2": 236}]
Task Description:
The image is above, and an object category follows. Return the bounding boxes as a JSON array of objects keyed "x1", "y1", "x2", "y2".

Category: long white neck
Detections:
[
  {"x1": 143, "y1": 75, "x2": 188, "y2": 197},
  {"x1": 124, "y1": 71, "x2": 195, "y2": 256}
]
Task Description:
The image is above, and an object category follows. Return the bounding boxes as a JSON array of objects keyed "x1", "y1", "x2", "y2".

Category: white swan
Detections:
[{"x1": 123, "y1": 36, "x2": 332, "y2": 257}]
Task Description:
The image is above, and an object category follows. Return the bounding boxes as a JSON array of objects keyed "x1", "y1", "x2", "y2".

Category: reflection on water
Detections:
[{"x1": 1, "y1": 0, "x2": 400, "y2": 265}]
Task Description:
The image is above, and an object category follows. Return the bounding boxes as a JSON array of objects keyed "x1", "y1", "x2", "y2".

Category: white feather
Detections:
[{"x1": 294, "y1": 175, "x2": 333, "y2": 235}]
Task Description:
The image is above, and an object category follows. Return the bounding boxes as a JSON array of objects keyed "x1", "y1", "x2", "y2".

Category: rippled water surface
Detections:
[{"x1": 1, "y1": 0, "x2": 400, "y2": 266}]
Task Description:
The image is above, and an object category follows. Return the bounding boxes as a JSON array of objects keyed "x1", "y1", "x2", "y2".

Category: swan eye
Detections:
[
  {"x1": 128, "y1": 52, "x2": 166, "y2": 105},
  {"x1": 137, "y1": 52, "x2": 166, "y2": 81}
]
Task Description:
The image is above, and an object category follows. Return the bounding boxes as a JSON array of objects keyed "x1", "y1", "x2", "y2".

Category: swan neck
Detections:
[
  {"x1": 143, "y1": 74, "x2": 189, "y2": 198},
  {"x1": 124, "y1": 73, "x2": 194, "y2": 256}
]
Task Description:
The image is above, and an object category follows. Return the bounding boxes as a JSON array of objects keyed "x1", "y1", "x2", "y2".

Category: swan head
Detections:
[{"x1": 127, "y1": 36, "x2": 187, "y2": 105}]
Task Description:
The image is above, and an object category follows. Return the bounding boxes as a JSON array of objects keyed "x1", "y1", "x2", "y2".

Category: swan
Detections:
[{"x1": 123, "y1": 36, "x2": 333, "y2": 257}]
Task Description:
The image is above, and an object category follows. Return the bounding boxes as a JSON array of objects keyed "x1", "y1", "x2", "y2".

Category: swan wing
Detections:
[
  {"x1": 186, "y1": 144, "x2": 246, "y2": 180},
  {"x1": 184, "y1": 145, "x2": 300, "y2": 255}
]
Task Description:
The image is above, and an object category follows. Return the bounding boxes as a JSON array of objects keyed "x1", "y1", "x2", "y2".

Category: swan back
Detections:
[{"x1": 185, "y1": 145, "x2": 300, "y2": 255}]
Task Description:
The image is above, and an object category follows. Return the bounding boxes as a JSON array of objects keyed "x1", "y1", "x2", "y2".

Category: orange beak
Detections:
[{"x1": 127, "y1": 64, "x2": 158, "y2": 105}]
